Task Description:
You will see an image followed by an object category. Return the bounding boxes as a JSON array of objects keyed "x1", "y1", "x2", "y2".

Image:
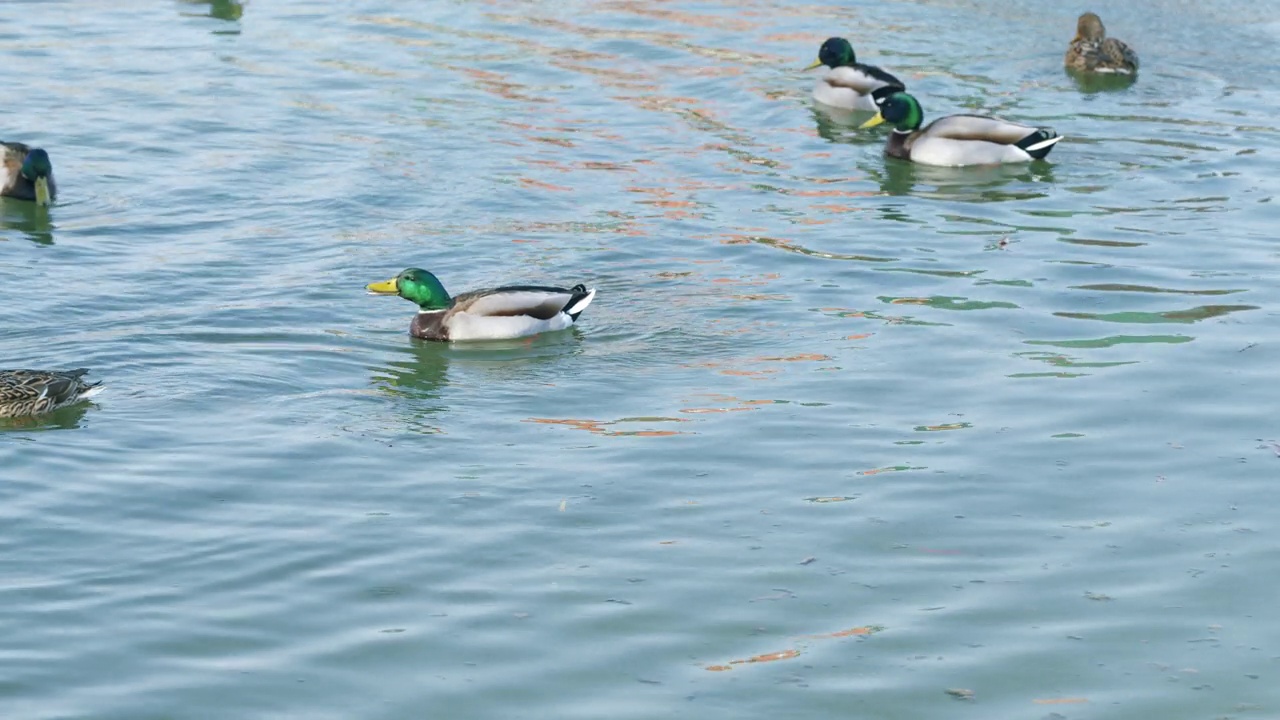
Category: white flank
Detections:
[
  {"x1": 565, "y1": 287, "x2": 596, "y2": 317},
  {"x1": 910, "y1": 137, "x2": 1034, "y2": 166},
  {"x1": 812, "y1": 65, "x2": 892, "y2": 112},
  {"x1": 813, "y1": 81, "x2": 879, "y2": 111},
  {"x1": 447, "y1": 312, "x2": 573, "y2": 342}
]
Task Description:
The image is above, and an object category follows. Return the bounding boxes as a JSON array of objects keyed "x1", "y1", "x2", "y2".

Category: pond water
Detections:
[{"x1": 3, "y1": 1, "x2": 1280, "y2": 718}]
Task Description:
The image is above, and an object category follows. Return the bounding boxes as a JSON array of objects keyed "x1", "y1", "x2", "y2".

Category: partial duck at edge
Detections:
[{"x1": 2, "y1": 142, "x2": 56, "y2": 206}]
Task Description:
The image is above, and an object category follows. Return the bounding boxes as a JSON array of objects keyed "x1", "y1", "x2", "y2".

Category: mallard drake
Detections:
[
  {"x1": 1065, "y1": 12, "x2": 1137, "y2": 75},
  {"x1": 859, "y1": 92, "x2": 1062, "y2": 166},
  {"x1": 2, "y1": 142, "x2": 56, "y2": 206},
  {"x1": 367, "y1": 268, "x2": 596, "y2": 342},
  {"x1": 804, "y1": 37, "x2": 905, "y2": 111},
  {"x1": 0, "y1": 369, "x2": 101, "y2": 418}
]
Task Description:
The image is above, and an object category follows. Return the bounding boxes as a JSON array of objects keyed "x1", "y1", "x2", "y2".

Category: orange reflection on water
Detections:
[
  {"x1": 754, "y1": 353, "x2": 832, "y2": 362},
  {"x1": 455, "y1": 66, "x2": 544, "y2": 103},
  {"x1": 683, "y1": 353, "x2": 830, "y2": 380},
  {"x1": 801, "y1": 625, "x2": 881, "y2": 640},
  {"x1": 760, "y1": 32, "x2": 823, "y2": 43},
  {"x1": 705, "y1": 626, "x2": 883, "y2": 671},
  {"x1": 525, "y1": 416, "x2": 691, "y2": 437},
  {"x1": 518, "y1": 178, "x2": 574, "y2": 192},
  {"x1": 809, "y1": 203, "x2": 859, "y2": 214},
  {"x1": 787, "y1": 188, "x2": 875, "y2": 198},
  {"x1": 604, "y1": 1, "x2": 759, "y2": 32}
]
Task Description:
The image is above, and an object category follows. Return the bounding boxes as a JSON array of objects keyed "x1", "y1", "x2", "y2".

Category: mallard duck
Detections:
[
  {"x1": 367, "y1": 268, "x2": 596, "y2": 342},
  {"x1": 1065, "y1": 12, "x2": 1137, "y2": 75},
  {"x1": 804, "y1": 37, "x2": 905, "y2": 111},
  {"x1": 2, "y1": 142, "x2": 56, "y2": 206},
  {"x1": 0, "y1": 369, "x2": 101, "y2": 418},
  {"x1": 859, "y1": 92, "x2": 1062, "y2": 166}
]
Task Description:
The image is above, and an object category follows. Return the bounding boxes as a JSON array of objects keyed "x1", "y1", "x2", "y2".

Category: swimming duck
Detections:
[
  {"x1": 367, "y1": 268, "x2": 596, "y2": 342},
  {"x1": 1065, "y1": 12, "x2": 1137, "y2": 75},
  {"x1": 859, "y1": 92, "x2": 1062, "y2": 166},
  {"x1": 804, "y1": 37, "x2": 905, "y2": 111},
  {"x1": 2, "y1": 142, "x2": 56, "y2": 206},
  {"x1": 0, "y1": 369, "x2": 102, "y2": 418}
]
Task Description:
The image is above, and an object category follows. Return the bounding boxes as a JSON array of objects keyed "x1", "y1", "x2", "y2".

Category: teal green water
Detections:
[{"x1": 4, "y1": 1, "x2": 1280, "y2": 717}]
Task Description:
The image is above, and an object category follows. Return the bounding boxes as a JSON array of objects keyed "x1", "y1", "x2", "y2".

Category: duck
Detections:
[
  {"x1": 804, "y1": 37, "x2": 905, "y2": 111},
  {"x1": 1065, "y1": 12, "x2": 1137, "y2": 75},
  {"x1": 2, "y1": 142, "x2": 56, "y2": 206},
  {"x1": 366, "y1": 268, "x2": 596, "y2": 342},
  {"x1": 859, "y1": 92, "x2": 1062, "y2": 166},
  {"x1": 0, "y1": 369, "x2": 102, "y2": 418}
]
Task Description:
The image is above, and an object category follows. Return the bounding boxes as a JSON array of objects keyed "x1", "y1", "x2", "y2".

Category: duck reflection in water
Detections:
[
  {"x1": 808, "y1": 106, "x2": 885, "y2": 147},
  {"x1": 868, "y1": 159, "x2": 1057, "y2": 202},
  {"x1": 1067, "y1": 70, "x2": 1137, "y2": 94},
  {"x1": 0, "y1": 402, "x2": 95, "y2": 432},
  {"x1": 371, "y1": 344, "x2": 451, "y2": 401},
  {"x1": 178, "y1": 0, "x2": 245, "y2": 23},
  {"x1": 0, "y1": 199, "x2": 55, "y2": 245},
  {"x1": 368, "y1": 331, "x2": 586, "y2": 435}
]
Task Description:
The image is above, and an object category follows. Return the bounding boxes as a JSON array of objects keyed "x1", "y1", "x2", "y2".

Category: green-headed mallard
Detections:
[
  {"x1": 0, "y1": 369, "x2": 101, "y2": 418},
  {"x1": 804, "y1": 37, "x2": 905, "y2": 112},
  {"x1": 366, "y1": 268, "x2": 597, "y2": 342},
  {"x1": 859, "y1": 92, "x2": 1062, "y2": 166},
  {"x1": 1065, "y1": 12, "x2": 1137, "y2": 75},
  {"x1": 2, "y1": 142, "x2": 56, "y2": 206}
]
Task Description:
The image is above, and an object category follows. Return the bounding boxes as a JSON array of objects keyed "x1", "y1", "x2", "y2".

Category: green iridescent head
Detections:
[
  {"x1": 859, "y1": 92, "x2": 924, "y2": 132},
  {"x1": 20, "y1": 148, "x2": 52, "y2": 181},
  {"x1": 19, "y1": 148, "x2": 53, "y2": 206},
  {"x1": 805, "y1": 37, "x2": 856, "y2": 70},
  {"x1": 366, "y1": 268, "x2": 452, "y2": 309}
]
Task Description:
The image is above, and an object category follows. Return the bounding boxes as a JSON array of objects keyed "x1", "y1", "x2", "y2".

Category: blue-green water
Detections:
[{"x1": 4, "y1": 1, "x2": 1280, "y2": 717}]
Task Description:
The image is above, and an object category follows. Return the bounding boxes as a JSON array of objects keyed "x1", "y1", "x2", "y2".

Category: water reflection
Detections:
[
  {"x1": 1056, "y1": 304, "x2": 1258, "y2": 324},
  {"x1": 0, "y1": 403, "x2": 93, "y2": 433},
  {"x1": 808, "y1": 105, "x2": 878, "y2": 146},
  {"x1": 370, "y1": 343, "x2": 450, "y2": 401},
  {"x1": 0, "y1": 199, "x2": 55, "y2": 245},
  {"x1": 1066, "y1": 69, "x2": 1137, "y2": 94},
  {"x1": 367, "y1": 343, "x2": 451, "y2": 435},
  {"x1": 867, "y1": 158, "x2": 1057, "y2": 202},
  {"x1": 369, "y1": 332, "x2": 586, "y2": 391},
  {"x1": 177, "y1": 0, "x2": 244, "y2": 26}
]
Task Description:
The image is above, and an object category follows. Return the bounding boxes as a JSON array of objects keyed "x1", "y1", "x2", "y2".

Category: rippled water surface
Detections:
[{"x1": 4, "y1": 1, "x2": 1280, "y2": 717}]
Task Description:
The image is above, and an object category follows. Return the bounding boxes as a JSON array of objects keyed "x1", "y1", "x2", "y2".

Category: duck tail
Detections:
[
  {"x1": 1016, "y1": 129, "x2": 1062, "y2": 159},
  {"x1": 870, "y1": 84, "x2": 904, "y2": 107},
  {"x1": 564, "y1": 285, "x2": 596, "y2": 320}
]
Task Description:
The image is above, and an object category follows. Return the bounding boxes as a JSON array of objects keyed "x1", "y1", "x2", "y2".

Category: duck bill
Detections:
[
  {"x1": 365, "y1": 278, "x2": 400, "y2": 295},
  {"x1": 859, "y1": 113, "x2": 886, "y2": 129},
  {"x1": 33, "y1": 177, "x2": 50, "y2": 206},
  {"x1": 803, "y1": 58, "x2": 824, "y2": 71}
]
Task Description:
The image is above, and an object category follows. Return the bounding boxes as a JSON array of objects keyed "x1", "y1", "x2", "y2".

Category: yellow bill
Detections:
[
  {"x1": 34, "y1": 177, "x2": 50, "y2": 206},
  {"x1": 366, "y1": 278, "x2": 400, "y2": 295},
  {"x1": 803, "y1": 58, "x2": 824, "y2": 71},
  {"x1": 859, "y1": 113, "x2": 886, "y2": 129}
]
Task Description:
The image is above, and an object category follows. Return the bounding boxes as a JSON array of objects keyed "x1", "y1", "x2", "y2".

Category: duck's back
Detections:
[
  {"x1": 1067, "y1": 37, "x2": 1138, "y2": 74},
  {"x1": 905, "y1": 115, "x2": 1053, "y2": 166},
  {"x1": 814, "y1": 64, "x2": 904, "y2": 111}
]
